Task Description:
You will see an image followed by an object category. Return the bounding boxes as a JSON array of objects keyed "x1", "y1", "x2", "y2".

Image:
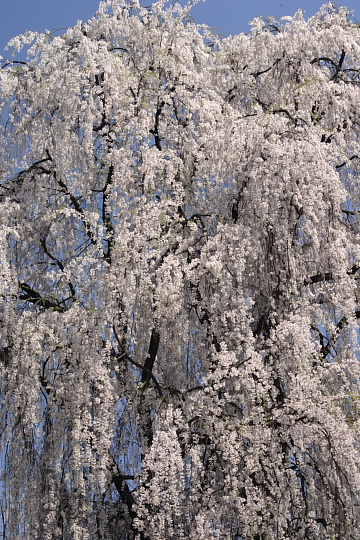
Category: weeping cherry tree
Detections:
[{"x1": 1, "y1": 0, "x2": 360, "y2": 538}]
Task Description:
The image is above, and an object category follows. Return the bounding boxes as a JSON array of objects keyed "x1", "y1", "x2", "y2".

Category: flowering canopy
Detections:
[{"x1": 1, "y1": 1, "x2": 360, "y2": 538}]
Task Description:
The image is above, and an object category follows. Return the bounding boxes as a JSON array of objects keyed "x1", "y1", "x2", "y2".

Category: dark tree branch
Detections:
[
  {"x1": 150, "y1": 99, "x2": 165, "y2": 150},
  {"x1": 0, "y1": 155, "x2": 53, "y2": 201},
  {"x1": 54, "y1": 171, "x2": 97, "y2": 246},
  {"x1": 311, "y1": 49, "x2": 347, "y2": 82},
  {"x1": 304, "y1": 265, "x2": 359, "y2": 287},
  {"x1": 231, "y1": 178, "x2": 248, "y2": 224},
  {"x1": 304, "y1": 271, "x2": 333, "y2": 286},
  {"x1": 311, "y1": 56, "x2": 338, "y2": 69},
  {"x1": 193, "y1": 287, "x2": 221, "y2": 354},
  {"x1": 335, "y1": 155, "x2": 359, "y2": 169},
  {"x1": 40, "y1": 236, "x2": 76, "y2": 299},
  {"x1": 93, "y1": 72, "x2": 107, "y2": 132},
  {"x1": 141, "y1": 329, "x2": 160, "y2": 385},
  {"x1": 112, "y1": 325, "x2": 162, "y2": 396},
  {"x1": 331, "y1": 48, "x2": 346, "y2": 81},
  {"x1": 102, "y1": 164, "x2": 115, "y2": 263},
  {"x1": 108, "y1": 452, "x2": 142, "y2": 538},
  {"x1": 313, "y1": 310, "x2": 360, "y2": 360},
  {"x1": 251, "y1": 58, "x2": 281, "y2": 78},
  {"x1": 19, "y1": 282, "x2": 65, "y2": 312},
  {"x1": 1, "y1": 60, "x2": 35, "y2": 71}
]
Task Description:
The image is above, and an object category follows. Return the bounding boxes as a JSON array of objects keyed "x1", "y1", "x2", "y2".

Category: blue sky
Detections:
[{"x1": 1, "y1": 0, "x2": 359, "y2": 57}]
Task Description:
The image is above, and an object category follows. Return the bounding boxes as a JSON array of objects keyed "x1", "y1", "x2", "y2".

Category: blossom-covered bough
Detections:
[{"x1": 1, "y1": 1, "x2": 360, "y2": 538}]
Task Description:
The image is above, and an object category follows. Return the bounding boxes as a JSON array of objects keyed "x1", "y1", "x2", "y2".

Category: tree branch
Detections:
[
  {"x1": 19, "y1": 282, "x2": 65, "y2": 312},
  {"x1": 112, "y1": 325, "x2": 162, "y2": 396},
  {"x1": 40, "y1": 236, "x2": 76, "y2": 299},
  {"x1": 102, "y1": 164, "x2": 114, "y2": 263},
  {"x1": 149, "y1": 99, "x2": 165, "y2": 150},
  {"x1": 141, "y1": 328, "x2": 160, "y2": 385}
]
